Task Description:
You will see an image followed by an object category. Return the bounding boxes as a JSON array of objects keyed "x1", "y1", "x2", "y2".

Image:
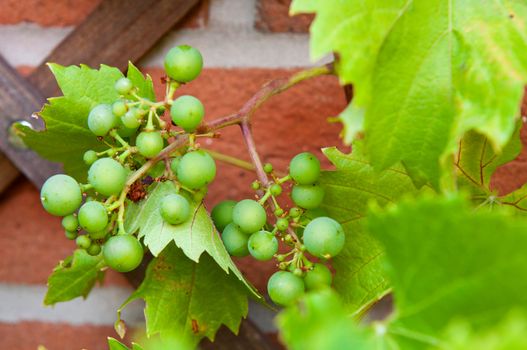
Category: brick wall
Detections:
[{"x1": 1, "y1": 1, "x2": 526, "y2": 349}]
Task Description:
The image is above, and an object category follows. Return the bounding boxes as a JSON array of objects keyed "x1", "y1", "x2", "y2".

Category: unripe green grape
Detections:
[
  {"x1": 62, "y1": 214, "x2": 78, "y2": 232},
  {"x1": 293, "y1": 268, "x2": 303, "y2": 277},
  {"x1": 303, "y1": 217, "x2": 345, "y2": 258},
  {"x1": 147, "y1": 161, "x2": 165, "y2": 178},
  {"x1": 170, "y1": 157, "x2": 180, "y2": 173},
  {"x1": 88, "y1": 104, "x2": 116, "y2": 136},
  {"x1": 103, "y1": 235, "x2": 143, "y2": 272},
  {"x1": 289, "y1": 207, "x2": 302, "y2": 218},
  {"x1": 40, "y1": 174, "x2": 82, "y2": 216},
  {"x1": 270, "y1": 183, "x2": 282, "y2": 196},
  {"x1": 248, "y1": 230, "x2": 278, "y2": 261},
  {"x1": 274, "y1": 208, "x2": 284, "y2": 217},
  {"x1": 267, "y1": 271, "x2": 305, "y2": 306},
  {"x1": 170, "y1": 95, "x2": 204, "y2": 132},
  {"x1": 304, "y1": 263, "x2": 332, "y2": 290},
  {"x1": 221, "y1": 223, "x2": 249, "y2": 257},
  {"x1": 176, "y1": 150, "x2": 216, "y2": 189},
  {"x1": 276, "y1": 218, "x2": 289, "y2": 231},
  {"x1": 289, "y1": 152, "x2": 321, "y2": 185},
  {"x1": 83, "y1": 150, "x2": 98, "y2": 165},
  {"x1": 291, "y1": 184, "x2": 324, "y2": 209},
  {"x1": 87, "y1": 243, "x2": 102, "y2": 256},
  {"x1": 112, "y1": 101, "x2": 127, "y2": 117},
  {"x1": 65, "y1": 230, "x2": 78, "y2": 240},
  {"x1": 121, "y1": 109, "x2": 141, "y2": 129},
  {"x1": 232, "y1": 199, "x2": 267, "y2": 234},
  {"x1": 211, "y1": 200, "x2": 236, "y2": 232},
  {"x1": 88, "y1": 158, "x2": 127, "y2": 196},
  {"x1": 263, "y1": 163, "x2": 273, "y2": 173},
  {"x1": 297, "y1": 207, "x2": 329, "y2": 236},
  {"x1": 164, "y1": 45, "x2": 203, "y2": 83},
  {"x1": 89, "y1": 230, "x2": 108, "y2": 240},
  {"x1": 160, "y1": 194, "x2": 191, "y2": 225},
  {"x1": 78, "y1": 201, "x2": 108, "y2": 233},
  {"x1": 136, "y1": 131, "x2": 164, "y2": 158},
  {"x1": 251, "y1": 181, "x2": 260, "y2": 190},
  {"x1": 115, "y1": 77, "x2": 133, "y2": 95},
  {"x1": 76, "y1": 235, "x2": 92, "y2": 249}
]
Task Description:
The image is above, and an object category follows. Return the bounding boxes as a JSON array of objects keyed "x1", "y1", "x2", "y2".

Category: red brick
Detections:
[
  {"x1": 0, "y1": 321, "x2": 133, "y2": 350},
  {"x1": 0, "y1": 0, "x2": 209, "y2": 28},
  {"x1": 255, "y1": 0, "x2": 313, "y2": 33}
]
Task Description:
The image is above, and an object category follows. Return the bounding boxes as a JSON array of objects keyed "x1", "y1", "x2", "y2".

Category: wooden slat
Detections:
[
  {"x1": 28, "y1": 0, "x2": 200, "y2": 97},
  {"x1": 0, "y1": 154, "x2": 20, "y2": 195},
  {"x1": 0, "y1": 55, "x2": 60, "y2": 188}
]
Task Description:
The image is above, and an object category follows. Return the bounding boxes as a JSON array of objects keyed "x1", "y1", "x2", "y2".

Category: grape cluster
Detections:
[
  {"x1": 40, "y1": 45, "x2": 215, "y2": 273},
  {"x1": 212, "y1": 153, "x2": 345, "y2": 306}
]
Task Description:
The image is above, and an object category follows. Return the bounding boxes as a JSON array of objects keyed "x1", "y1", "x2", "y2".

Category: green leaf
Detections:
[
  {"x1": 16, "y1": 64, "x2": 124, "y2": 181},
  {"x1": 120, "y1": 244, "x2": 248, "y2": 343},
  {"x1": 44, "y1": 249, "x2": 105, "y2": 305},
  {"x1": 295, "y1": 0, "x2": 527, "y2": 187},
  {"x1": 126, "y1": 62, "x2": 156, "y2": 101},
  {"x1": 319, "y1": 145, "x2": 426, "y2": 314},
  {"x1": 277, "y1": 289, "x2": 374, "y2": 350},
  {"x1": 367, "y1": 195, "x2": 527, "y2": 347},
  {"x1": 108, "y1": 337, "x2": 130, "y2": 350},
  {"x1": 124, "y1": 181, "x2": 258, "y2": 297}
]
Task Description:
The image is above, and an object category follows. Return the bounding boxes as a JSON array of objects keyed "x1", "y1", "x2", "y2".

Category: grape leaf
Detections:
[
  {"x1": 120, "y1": 244, "x2": 248, "y2": 343},
  {"x1": 319, "y1": 145, "x2": 426, "y2": 314},
  {"x1": 455, "y1": 124, "x2": 522, "y2": 196},
  {"x1": 44, "y1": 249, "x2": 105, "y2": 305},
  {"x1": 367, "y1": 195, "x2": 527, "y2": 347},
  {"x1": 277, "y1": 289, "x2": 374, "y2": 350},
  {"x1": 124, "y1": 181, "x2": 258, "y2": 297},
  {"x1": 16, "y1": 63, "x2": 156, "y2": 181},
  {"x1": 107, "y1": 338, "x2": 129, "y2": 350},
  {"x1": 294, "y1": 0, "x2": 527, "y2": 187}
]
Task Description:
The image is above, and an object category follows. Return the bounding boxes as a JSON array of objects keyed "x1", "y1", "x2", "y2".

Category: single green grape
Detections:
[
  {"x1": 276, "y1": 217, "x2": 289, "y2": 231},
  {"x1": 76, "y1": 235, "x2": 92, "y2": 249},
  {"x1": 170, "y1": 157, "x2": 180, "y2": 173},
  {"x1": 247, "y1": 230, "x2": 278, "y2": 261},
  {"x1": 232, "y1": 199, "x2": 267, "y2": 234},
  {"x1": 78, "y1": 201, "x2": 108, "y2": 233},
  {"x1": 289, "y1": 152, "x2": 321, "y2": 185},
  {"x1": 263, "y1": 163, "x2": 273, "y2": 173},
  {"x1": 103, "y1": 235, "x2": 143, "y2": 272},
  {"x1": 112, "y1": 101, "x2": 127, "y2": 117},
  {"x1": 176, "y1": 150, "x2": 216, "y2": 189},
  {"x1": 274, "y1": 208, "x2": 284, "y2": 217},
  {"x1": 89, "y1": 230, "x2": 108, "y2": 240},
  {"x1": 270, "y1": 183, "x2": 282, "y2": 196},
  {"x1": 170, "y1": 95, "x2": 204, "y2": 132},
  {"x1": 136, "y1": 131, "x2": 164, "y2": 158},
  {"x1": 221, "y1": 223, "x2": 249, "y2": 257},
  {"x1": 304, "y1": 263, "x2": 332, "y2": 290},
  {"x1": 87, "y1": 243, "x2": 102, "y2": 256},
  {"x1": 160, "y1": 193, "x2": 191, "y2": 225},
  {"x1": 88, "y1": 104, "x2": 116, "y2": 136},
  {"x1": 296, "y1": 207, "x2": 329, "y2": 236},
  {"x1": 40, "y1": 174, "x2": 82, "y2": 216},
  {"x1": 83, "y1": 150, "x2": 98, "y2": 166},
  {"x1": 121, "y1": 109, "x2": 141, "y2": 129},
  {"x1": 61, "y1": 214, "x2": 78, "y2": 232},
  {"x1": 291, "y1": 184, "x2": 324, "y2": 209},
  {"x1": 164, "y1": 45, "x2": 203, "y2": 83},
  {"x1": 251, "y1": 181, "x2": 260, "y2": 190},
  {"x1": 267, "y1": 271, "x2": 305, "y2": 306},
  {"x1": 289, "y1": 207, "x2": 302, "y2": 218},
  {"x1": 303, "y1": 217, "x2": 345, "y2": 258},
  {"x1": 65, "y1": 230, "x2": 78, "y2": 240},
  {"x1": 88, "y1": 158, "x2": 128, "y2": 196},
  {"x1": 115, "y1": 77, "x2": 133, "y2": 95},
  {"x1": 211, "y1": 200, "x2": 237, "y2": 232}
]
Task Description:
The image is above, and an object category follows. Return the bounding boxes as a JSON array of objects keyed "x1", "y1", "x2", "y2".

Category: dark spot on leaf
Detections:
[{"x1": 191, "y1": 319, "x2": 200, "y2": 334}]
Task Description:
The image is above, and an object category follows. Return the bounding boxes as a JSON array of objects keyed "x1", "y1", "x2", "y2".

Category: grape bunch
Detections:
[
  {"x1": 40, "y1": 45, "x2": 215, "y2": 273},
  {"x1": 212, "y1": 152, "x2": 345, "y2": 306}
]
